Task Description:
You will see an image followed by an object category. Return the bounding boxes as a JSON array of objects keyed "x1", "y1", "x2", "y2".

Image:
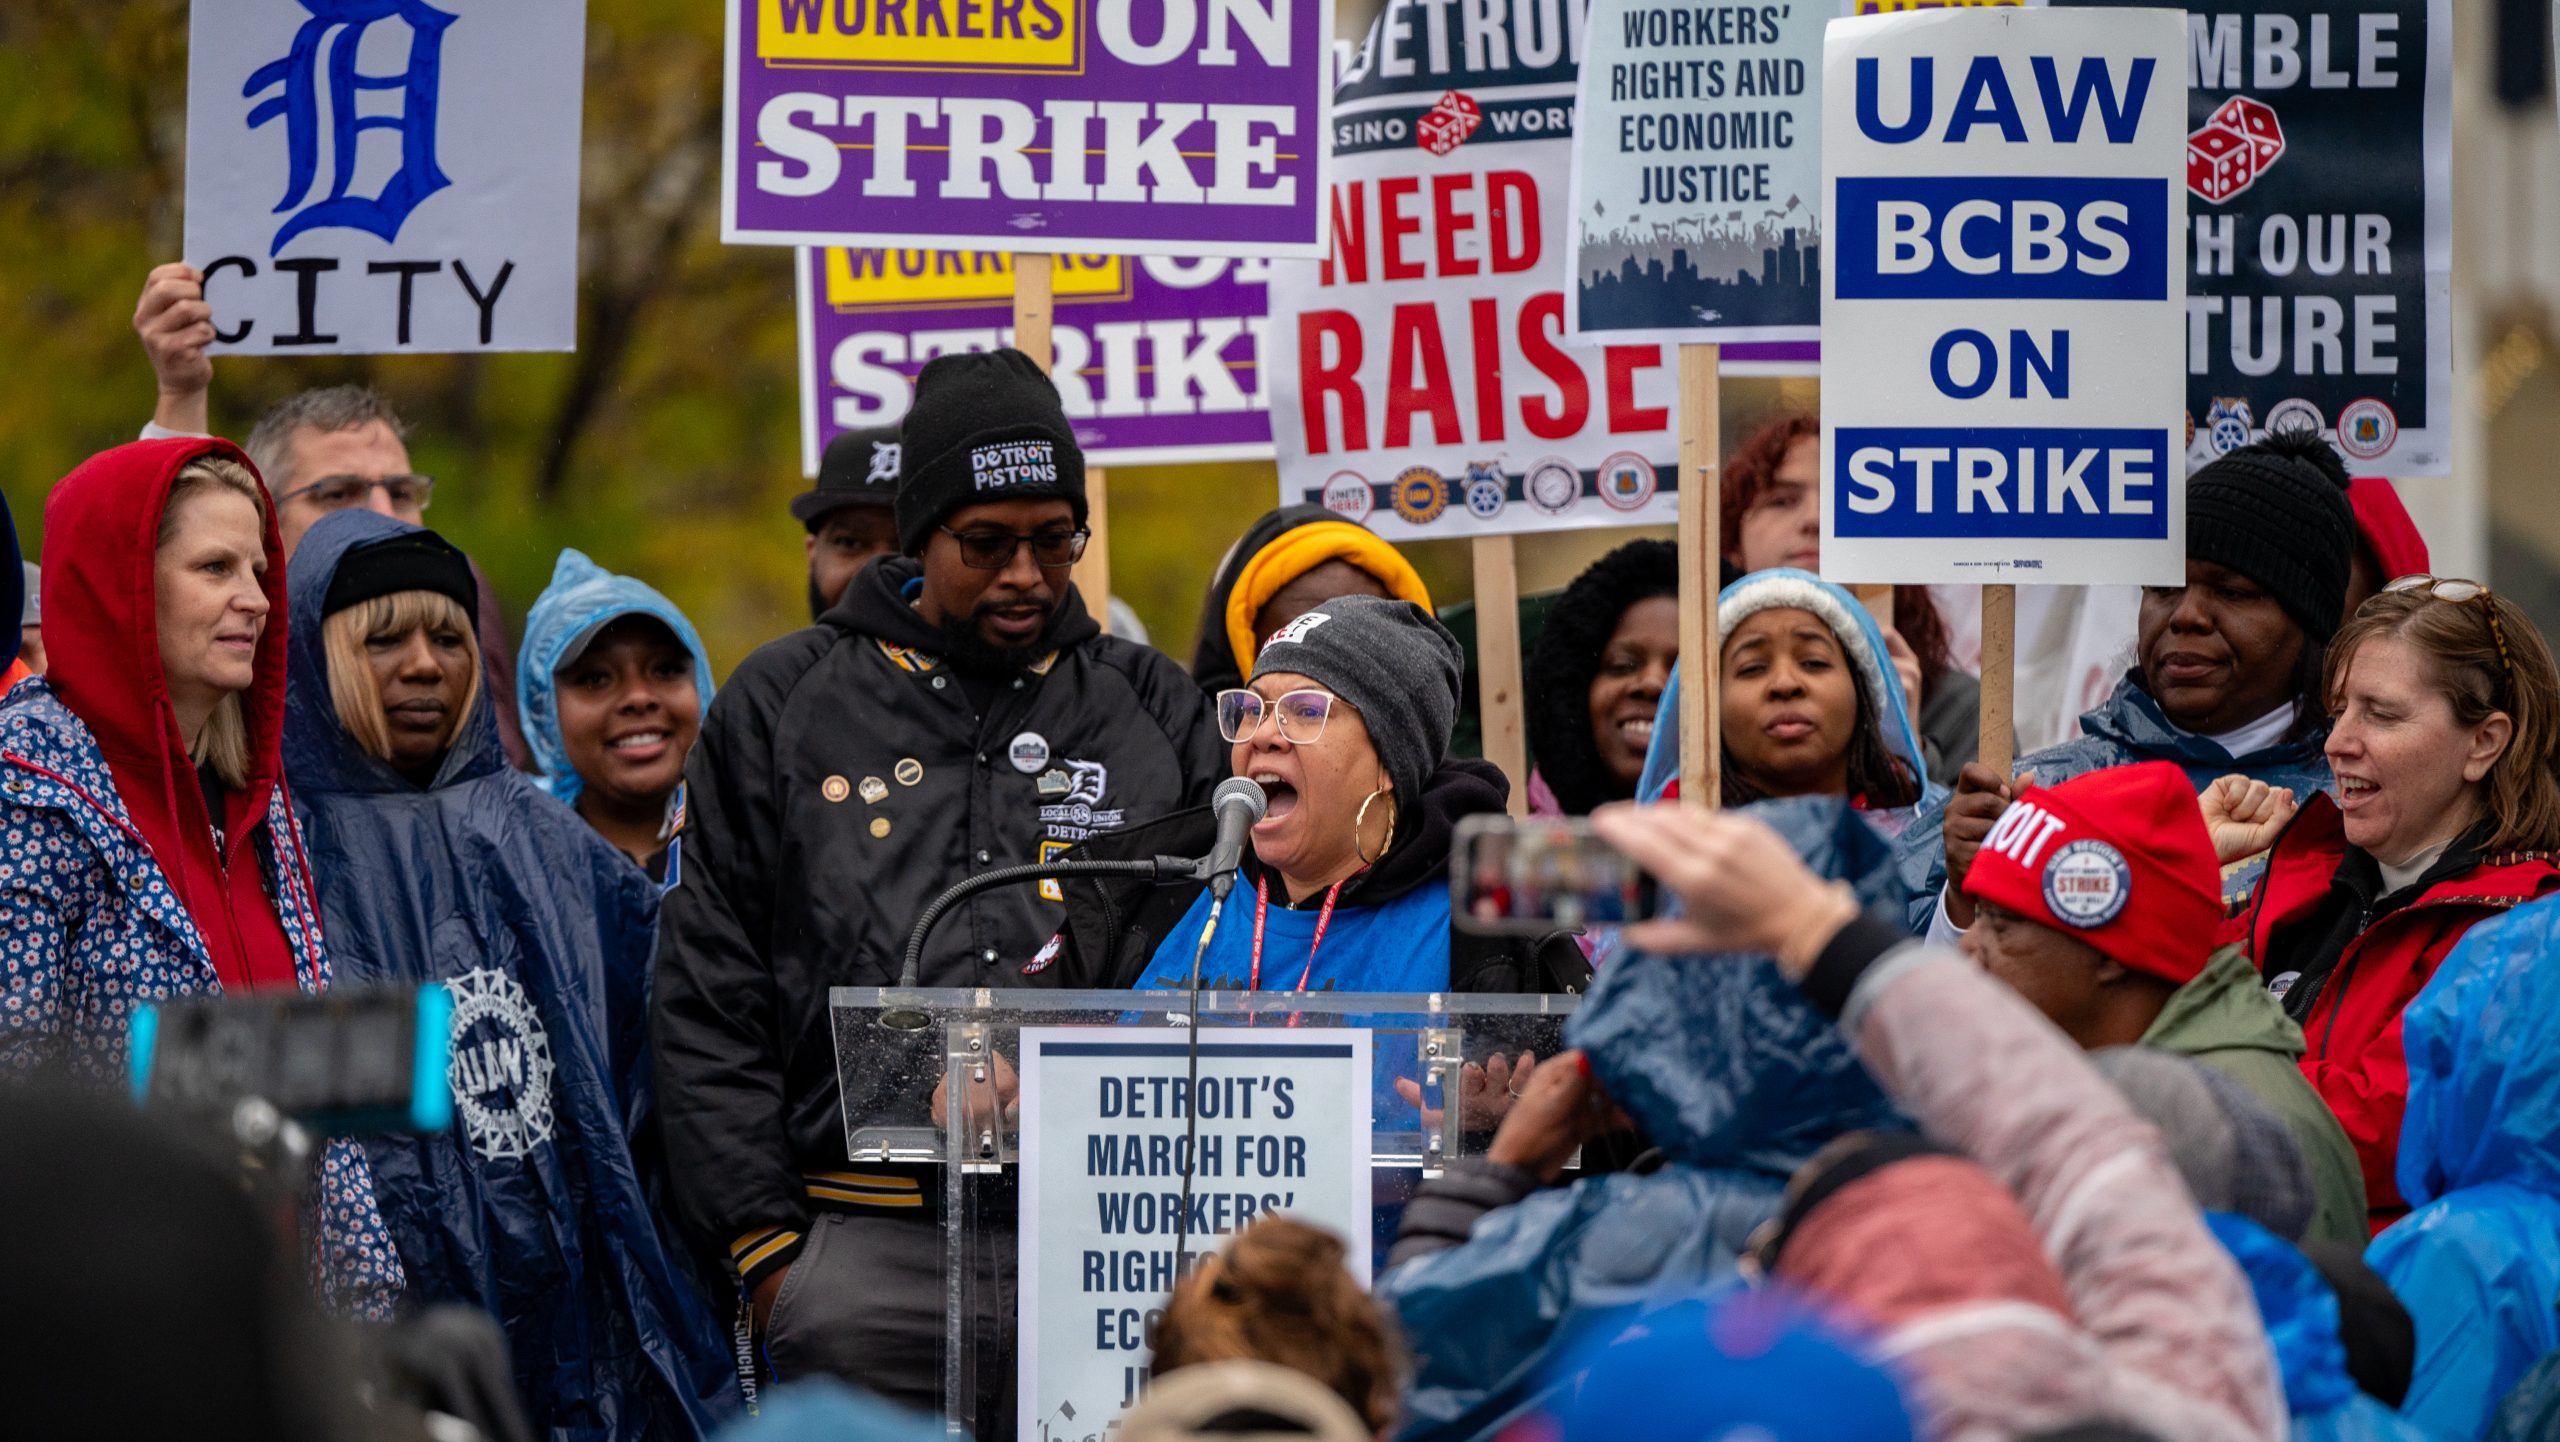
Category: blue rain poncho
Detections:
[
  {"x1": 1379, "y1": 797, "x2": 1912, "y2": 1441},
  {"x1": 2366, "y1": 893, "x2": 2560, "y2": 1440},
  {"x1": 285, "y1": 511, "x2": 737, "y2": 1440}
]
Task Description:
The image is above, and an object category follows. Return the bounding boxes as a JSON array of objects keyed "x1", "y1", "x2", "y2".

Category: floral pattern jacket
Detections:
[{"x1": 0, "y1": 681, "x2": 404, "y2": 1317}]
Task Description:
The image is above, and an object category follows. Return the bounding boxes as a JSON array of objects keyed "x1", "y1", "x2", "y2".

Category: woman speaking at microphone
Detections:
[{"x1": 1027, "y1": 595, "x2": 1587, "y2": 998}]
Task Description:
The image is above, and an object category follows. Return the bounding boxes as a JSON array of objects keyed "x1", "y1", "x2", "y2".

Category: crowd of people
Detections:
[{"x1": 1, "y1": 265, "x2": 2557, "y2": 1442}]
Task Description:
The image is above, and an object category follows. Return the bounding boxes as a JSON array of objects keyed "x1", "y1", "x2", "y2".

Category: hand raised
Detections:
[
  {"x1": 134, "y1": 263, "x2": 214, "y2": 428},
  {"x1": 2199, "y1": 774, "x2": 2297, "y2": 864}
]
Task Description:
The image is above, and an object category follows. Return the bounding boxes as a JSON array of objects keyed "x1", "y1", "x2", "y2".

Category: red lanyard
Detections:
[{"x1": 1248, "y1": 871, "x2": 1357, "y2": 993}]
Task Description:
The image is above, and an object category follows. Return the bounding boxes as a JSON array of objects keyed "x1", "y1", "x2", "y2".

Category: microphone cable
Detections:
[{"x1": 1171, "y1": 892, "x2": 1224, "y2": 1281}]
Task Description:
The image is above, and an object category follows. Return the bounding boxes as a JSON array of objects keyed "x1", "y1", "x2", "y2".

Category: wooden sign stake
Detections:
[
  {"x1": 1077, "y1": 465, "x2": 1113, "y2": 634},
  {"x1": 1472, "y1": 534, "x2": 1529, "y2": 817},
  {"x1": 1011, "y1": 254, "x2": 1115, "y2": 631},
  {"x1": 1853, "y1": 584, "x2": 1894, "y2": 629},
  {"x1": 1011, "y1": 253, "x2": 1054, "y2": 368},
  {"x1": 1979, "y1": 583, "x2": 2017, "y2": 777},
  {"x1": 1677, "y1": 342, "x2": 1722, "y2": 810}
]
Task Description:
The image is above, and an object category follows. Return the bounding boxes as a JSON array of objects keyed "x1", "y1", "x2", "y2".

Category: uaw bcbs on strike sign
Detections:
[{"x1": 1820, "y1": 7, "x2": 2188, "y2": 588}]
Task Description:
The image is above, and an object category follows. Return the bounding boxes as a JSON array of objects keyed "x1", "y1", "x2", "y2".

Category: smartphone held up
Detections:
[{"x1": 1452, "y1": 815, "x2": 1659, "y2": 936}]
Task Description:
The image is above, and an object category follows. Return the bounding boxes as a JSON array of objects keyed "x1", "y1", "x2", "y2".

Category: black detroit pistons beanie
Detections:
[
  {"x1": 895, "y1": 348, "x2": 1088, "y2": 555},
  {"x1": 2186, "y1": 429, "x2": 2357, "y2": 643}
]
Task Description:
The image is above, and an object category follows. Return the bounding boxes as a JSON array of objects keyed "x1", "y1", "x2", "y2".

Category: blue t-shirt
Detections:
[
  {"x1": 1139, "y1": 880, "x2": 1453, "y2": 1136},
  {"x1": 1138, "y1": 879, "x2": 1453, "y2": 995}
]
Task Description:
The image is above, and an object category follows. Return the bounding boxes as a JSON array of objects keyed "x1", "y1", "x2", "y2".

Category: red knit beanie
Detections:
[{"x1": 1960, "y1": 761, "x2": 2222, "y2": 984}]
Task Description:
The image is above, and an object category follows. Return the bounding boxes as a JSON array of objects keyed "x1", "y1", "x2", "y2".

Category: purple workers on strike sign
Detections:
[
  {"x1": 796, "y1": 247, "x2": 1275, "y2": 473},
  {"x1": 724, "y1": 0, "x2": 1334, "y2": 256}
]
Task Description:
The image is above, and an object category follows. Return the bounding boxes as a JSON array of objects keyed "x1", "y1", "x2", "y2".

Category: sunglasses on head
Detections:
[{"x1": 2384, "y1": 575, "x2": 2513, "y2": 680}]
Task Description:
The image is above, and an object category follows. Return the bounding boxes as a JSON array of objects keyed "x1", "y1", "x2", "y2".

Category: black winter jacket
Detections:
[
  {"x1": 652, "y1": 558, "x2": 1221, "y2": 1281},
  {"x1": 1026, "y1": 759, "x2": 1594, "y2": 996}
]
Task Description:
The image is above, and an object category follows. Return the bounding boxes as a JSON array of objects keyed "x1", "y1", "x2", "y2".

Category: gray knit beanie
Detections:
[{"x1": 1249, "y1": 595, "x2": 1463, "y2": 807}]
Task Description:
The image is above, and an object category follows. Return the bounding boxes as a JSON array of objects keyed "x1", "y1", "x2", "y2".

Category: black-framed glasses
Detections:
[
  {"x1": 1216, "y1": 688, "x2": 1337, "y2": 744},
  {"x1": 2385, "y1": 574, "x2": 2514, "y2": 680},
  {"x1": 937, "y1": 525, "x2": 1088, "y2": 571},
  {"x1": 275, "y1": 473, "x2": 435, "y2": 512}
]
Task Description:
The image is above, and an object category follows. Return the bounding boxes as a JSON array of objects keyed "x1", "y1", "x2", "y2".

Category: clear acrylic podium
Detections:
[{"x1": 829, "y1": 984, "x2": 1584, "y2": 1438}]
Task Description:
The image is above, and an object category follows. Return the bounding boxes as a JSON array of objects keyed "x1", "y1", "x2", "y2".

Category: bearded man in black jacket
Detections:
[{"x1": 652, "y1": 349, "x2": 1221, "y2": 1425}]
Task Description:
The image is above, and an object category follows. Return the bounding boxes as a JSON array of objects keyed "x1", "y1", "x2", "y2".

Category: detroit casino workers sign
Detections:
[{"x1": 1266, "y1": 0, "x2": 1679, "y2": 543}]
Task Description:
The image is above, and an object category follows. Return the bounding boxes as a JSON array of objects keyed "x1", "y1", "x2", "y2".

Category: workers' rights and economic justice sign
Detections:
[
  {"x1": 1267, "y1": 0, "x2": 1682, "y2": 542},
  {"x1": 1015, "y1": 1029, "x2": 1372, "y2": 1442},
  {"x1": 2057, "y1": 0, "x2": 2451, "y2": 477},
  {"x1": 723, "y1": 0, "x2": 1333, "y2": 255},
  {"x1": 797, "y1": 248, "x2": 1274, "y2": 472},
  {"x1": 1567, "y1": 0, "x2": 1827, "y2": 346},
  {"x1": 184, "y1": 0, "x2": 587, "y2": 355},
  {"x1": 1820, "y1": 8, "x2": 2188, "y2": 586}
]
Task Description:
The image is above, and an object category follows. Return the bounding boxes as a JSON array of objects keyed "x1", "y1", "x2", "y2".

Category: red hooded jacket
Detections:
[
  {"x1": 43, "y1": 438, "x2": 299, "y2": 992},
  {"x1": 2238, "y1": 792, "x2": 2560, "y2": 1229}
]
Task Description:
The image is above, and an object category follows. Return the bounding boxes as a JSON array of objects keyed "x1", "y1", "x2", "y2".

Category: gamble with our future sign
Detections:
[{"x1": 2058, "y1": 0, "x2": 2450, "y2": 479}]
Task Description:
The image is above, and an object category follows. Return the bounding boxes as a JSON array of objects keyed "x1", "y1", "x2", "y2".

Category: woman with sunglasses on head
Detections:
[
  {"x1": 2201, "y1": 576, "x2": 2560, "y2": 1233},
  {"x1": 1032, "y1": 596, "x2": 1588, "y2": 999}
]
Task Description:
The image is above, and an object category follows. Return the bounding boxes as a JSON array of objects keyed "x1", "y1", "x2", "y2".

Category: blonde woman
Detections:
[
  {"x1": 280, "y1": 508, "x2": 737, "y2": 1434},
  {"x1": 0, "y1": 438, "x2": 401, "y2": 1317}
]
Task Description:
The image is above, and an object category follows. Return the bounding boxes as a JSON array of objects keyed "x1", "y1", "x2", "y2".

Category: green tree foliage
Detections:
[{"x1": 0, "y1": 0, "x2": 1314, "y2": 673}]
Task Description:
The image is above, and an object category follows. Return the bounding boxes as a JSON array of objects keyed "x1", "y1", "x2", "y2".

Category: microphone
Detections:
[
  {"x1": 1177, "y1": 777, "x2": 1261, "y2": 1274},
  {"x1": 1202, "y1": 777, "x2": 1267, "y2": 900}
]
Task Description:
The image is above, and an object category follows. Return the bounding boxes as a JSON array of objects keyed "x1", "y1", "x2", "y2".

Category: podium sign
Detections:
[
  {"x1": 828, "y1": 985, "x2": 1579, "y2": 1438},
  {"x1": 1015, "y1": 1028, "x2": 1374, "y2": 1434}
]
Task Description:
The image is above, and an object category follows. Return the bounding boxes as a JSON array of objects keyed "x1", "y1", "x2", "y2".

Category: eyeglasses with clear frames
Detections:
[
  {"x1": 1216, "y1": 688, "x2": 1338, "y2": 745},
  {"x1": 275, "y1": 473, "x2": 435, "y2": 512},
  {"x1": 2384, "y1": 574, "x2": 2514, "y2": 680}
]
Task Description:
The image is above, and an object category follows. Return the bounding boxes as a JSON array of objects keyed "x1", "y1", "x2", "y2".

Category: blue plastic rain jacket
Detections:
[
  {"x1": 2204, "y1": 1213, "x2": 2435, "y2": 1442},
  {"x1": 1633, "y1": 569, "x2": 1942, "y2": 818},
  {"x1": 1890, "y1": 672, "x2": 2334, "y2": 931},
  {"x1": 707, "y1": 1380, "x2": 947, "y2": 1442},
  {"x1": 2488, "y1": 1352, "x2": 2560, "y2": 1441},
  {"x1": 285, "y1": 511, "x2": 738, "y2": 1441},
  {"x1": 1378, "y1": 797, "x2": 1911, "y2": 1442},
  {"x1": 2365, "y1": 893, "x2": 2560, "y2": 1440},
  {"x1": 518, "y1": 547, "x2": 716, "y2": 807}
]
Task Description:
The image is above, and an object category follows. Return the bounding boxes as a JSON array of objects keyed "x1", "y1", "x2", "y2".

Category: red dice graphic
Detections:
[
  {"x1": 2187, "y1": 97, "x2": 2285, "y2": 203},
  {"x1": 2211, "y1": 96, "x2": 2285, "y2": 167},
  {"x1": 1417, "y1": 90, "x2": 1484, "y2": 157},
  {"x1": 2187, "y1": 125, "x2": 2254, "y2": 202}
]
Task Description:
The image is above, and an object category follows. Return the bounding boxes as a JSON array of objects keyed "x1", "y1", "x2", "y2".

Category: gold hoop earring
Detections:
[{"x1": 1354, "y1": 787, "x2": 1398, "y2": 865}]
